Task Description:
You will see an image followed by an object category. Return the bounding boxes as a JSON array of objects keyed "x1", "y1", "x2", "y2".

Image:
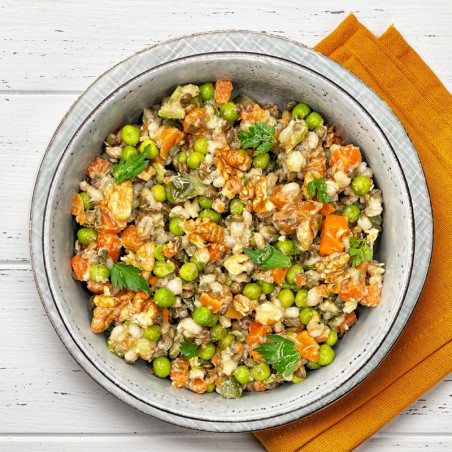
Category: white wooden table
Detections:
[{"x1": 1, "y1": 1, "x2": 450, "y2": 450}]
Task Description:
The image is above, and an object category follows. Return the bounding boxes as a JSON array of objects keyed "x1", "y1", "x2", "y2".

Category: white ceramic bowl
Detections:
[{"x1": 30, "y1": 32, "x2": 433, "y2": 432}]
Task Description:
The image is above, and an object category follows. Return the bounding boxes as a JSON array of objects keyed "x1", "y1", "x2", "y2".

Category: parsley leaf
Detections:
[
  {"x1": 110, "y1": 263, "x2": 151, "y2": 294},
  {"x1": 242, "y1": 245, "x2": 291, "y2": 270},
  {"x1": 179, "y1": 337, "x2": 198, "y2": 359},
  {"x1": 238, "y1": 122, "x2": 276, "y2": 156},
  {"x1": 112, "y1": 146, "x2": 150, "y2": 184},
  {"x1": 255, "y1": 334, "x2": 301, "y2": 377},
  {"x1": 307, "y1": 177, "x2": 331, "y2": 204},
  {"x1": 348, "y1": 236, "x2": 373, "y2": 267}
]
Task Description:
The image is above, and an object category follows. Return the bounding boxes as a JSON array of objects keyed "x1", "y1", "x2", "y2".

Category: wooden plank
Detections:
[
  {"x1": 0, "y1": 268, "x2": 450, "y2": 435},
  {"x1": 358, "y1": 434, "x2": 452, "y2": 450},
  {"x1": 0, "y1": 93, "x2": 78, "y2": 263},
  {"x1": 0, "y1": 0, "x2": 450, "y2": 92}
]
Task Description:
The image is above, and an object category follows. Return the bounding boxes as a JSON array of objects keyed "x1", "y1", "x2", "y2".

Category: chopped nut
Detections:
[
  {"x1": 233, "y1": 294, "x2": 258, "y2": 317},
  {"x1": 104, "y1": 179, "x2": 134, "y2": 222}
]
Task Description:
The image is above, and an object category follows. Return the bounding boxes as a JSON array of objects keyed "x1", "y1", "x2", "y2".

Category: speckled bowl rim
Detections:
[{"x1": 30, "y1": 31, "x2": 433, "y2": 432}]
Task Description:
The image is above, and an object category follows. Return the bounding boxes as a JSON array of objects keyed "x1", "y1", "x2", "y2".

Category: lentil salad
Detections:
[{"x1": 71, "y1": 80, "x2": 384, "y2": 398}]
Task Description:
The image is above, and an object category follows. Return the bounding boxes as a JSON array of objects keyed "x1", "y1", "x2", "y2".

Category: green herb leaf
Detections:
[
  {"x1": 238, "y1": 122, "x2": 276, "y2": 156},
  {"x1": 307, "y1": 177, "x2": 331, "y2": 204},
  {"x1": 112, "y1": 147, "x2": 150, "y2": 184},
  {"x1": 255, "y1": 334, "x2": 301, "y2": 377},
  {"x1": 180, "y1": 337, "x2": 198, "y2": 359},
  {"x1": 110, "y1": 263, "x2": 151, "y2": 294},
  {"x1": 348, "y1": 237, "x2": 373, "y2": 267},
  {"x1": 242, "y1": 245, "x2": 291, "y2": 270}
]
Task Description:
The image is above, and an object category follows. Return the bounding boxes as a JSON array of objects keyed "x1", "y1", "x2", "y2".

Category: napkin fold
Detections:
[{"x1": 255, "y1": 14, "x2": 452, "y2": 452}]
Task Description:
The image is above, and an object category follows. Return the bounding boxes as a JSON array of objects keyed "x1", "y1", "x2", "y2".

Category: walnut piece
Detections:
[
  {"x1": 104, "y1": 179, "x2": 134, "y2": 222},
  {"x1": 181, "y1": 217, "x2": 224, "y2": 246},
  {"x1": 233, "y1": 294, "x2": 258, "y2": 317},
  {"x1": 315, "y1": 252, "x2": 350, "y2": 285}
]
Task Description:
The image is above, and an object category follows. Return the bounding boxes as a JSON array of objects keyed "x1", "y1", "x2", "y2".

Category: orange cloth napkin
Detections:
[{"x1": 255, "y1": 14, "x2": 452, "y2": 452}]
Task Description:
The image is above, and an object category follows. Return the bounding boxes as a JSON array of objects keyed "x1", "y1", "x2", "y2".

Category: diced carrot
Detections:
[
  {"x1": 253, "y1": 381, "x2": 268, "y2": 392},
  {"x1": 293, "y1": 331, "x2": 320, "y2": 362},
  {"x1": 214, "y1": 80, "x2": 233, "y2": 105},
  {"x1": 199, "y1": 292, "x2": 222, "y2": 313},
  {"x1": 271, "y1": 268, "x2": 289, "y2": 285},
  {"x1": 158, "y1": 127, "x2": 185, "y2": 160},
  {"x1": 319, "y1": 214, "x2": 350, "y2": 256},
  {"x1": 121, "y1": 225, "x2": 147, "y2": 251},
  {"x1": 148, "y1": 276, "x2": 159, "y2": 286},
  {"x1": 87, "y1": 157, "x2": 112, "y2": 179},
  {"x1": 339, "y1": 276, "x2": 366, "y2": 302},
  {"x1": 269, "y1": 185, "x2": 302, "y2": 209},
  {"x1": 70, "y1": 255, "x2": 89, "y2": 281},
  {"x1": 87, "y1": 280, "x2": 113, "y2": 294},
  {"x1": 170, "y1": 371, "x2": 188, "y2": 388},
  {"x1": 190, "y1": 379, "x2": 210, "y2": 394},
  {"x1": 226, "y1": 305, "x2": 243, "y2": 319},
  {"x1": 295, "y1": 273, "x2": 307, "y2": 286},
  {"x1": 163, "y1": 242, "x2": 179, "y2": 258},
  {"x1": 361, "y1": 285, "x2": 381, "y2": 307},
  {"x1": 329, "y1": 145, "x2": 362, "y2": 173},
  {"x1": 320, "y1": 202, "x2": 336, "y2": 215},
  {"x1": 182, "y1": 107, "x2": 207, "y2": 134},
  {"x1": 239, "y1": 103, "x2": 269, "y2": 122},
  {"x1": 247, "y1": 321, "x2": 271, "y2": 360},
  {"x1": 332, "y1": 312, "x2": 357, "y2": 334},
  {"x1": 207, "y1": 243, "x2": 224, "y2": 262},
  {"x1": 98, "y1": 233, "x2": 121, "y2": 261},
  {"x1": 99, "y1": 207, "x2": 123, "y2": 234},
  {"x1": 211, "y1": 353, "x2": 220, "y2": 367},
  {"x1": 161, "y1": 308, "x2": 170, "y2": 324},
  {"x1": 71, "y1": 193, "x2": 86, "y2": 225}
]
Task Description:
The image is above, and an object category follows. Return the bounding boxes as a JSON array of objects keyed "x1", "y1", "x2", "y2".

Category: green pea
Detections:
[
  {"x1": 286, "y1": 264, "x2": 304, "y2": 285},
  {"x1": 219, "y1": 333, "x2": 234, "y2": 351},
  {"x1": 190, "y1": 256, "x2": 205, "y2": 272},
  {"x1": 258, "y1": 280, "x2": 275, "y2": 295},
  {"x1": 230, "y1": 198, "x2": 244, "y2": 215},
  {"x1": 139, "y1": 139, "x2": 159, "y2": 158},
  {"x1": 153, "y1": 356, "x2": 171, "y2": 378},
  {"x1": 351, "y1": 176, "x2": 371, "y2": 196},
  {"x1": 305, "y1": 112, "x2": 323, "y2": 130},
  {"x1": 291, "y1": 103, "x2": 311, "y2": 119},
  {"x1": 179, "y1": 263, "x2": 198, "y2": 282},
  {"x1": 193, "y1": 307, "x2": 215, "y2": 326},
  {"x1": 253, "y1": 152, "x2": 270, "y2": 169},
  {"x1": 153, "y1": 261, "x2": 175, "y2": 278},
  {"x1": 220, "y1": 102, "x2": 238, "y2": 122},
  {"x1": 142, "y1": 324, "x2": 161, "y2": 342},
  {"x1": 121, "y1": 125, "x2": 140, "y2": 146},
  {"x1": 295, "y1": 289, "x2": 309, "y2": 308},
  {"x1": 151, "y1": 184, "x2": 166, "y2": 202},
  {"x1": 89, "y1": 264, "x2": 110, "y2": 283},
  {"x1": 234, "y1": 365, "x2": 251, "y2": 385},
  {"x1": 342, "y1": 204, "x2": 360, "y2": 223},
  {"x1": 194, "y1": 137, "x2": 209, "y2": 155},
  {"x1": 199, "y1": 82, "x2": 215, "y2": 101},
  {"x1": 169, "y1": 217, "x2": 185, "y2": 236},
  {"x1": 318, "y1": 344, "x2": 335, "y2": 366},
  {"x1": 152, "y1": 162, "x2": 165, "y2": 184},
  {"x1": 278, "y1": 288, "x2": 295, "y2": 308},
  {"x1": 121, "y1": 145, "x2": 138, "y2": 161},
  {"x1": 187, "y1": 151, "x2": 206, "y2": 169},
  {"x1": 77, "y1": 227, "x2": 98, "y2": 245},
  {"x1": 326, "y1": 329, "x2": 338, "y2": 346},
  {"x1": 300, "y1": 307, "x2": 314, "y2": 325},
  {"x1": 154, "y1": 244, "x2": 165, "y2": 261},
  {"x1": 220, "y1": 376, "x2": 243, "y2": 399},
  {"x1": 292, "y1": 374, "x2": 304, "y2": 383},
  {"x1": 199, "y1": 209, "x2": 221, "y2": 224},
  {"x1": 198, "y1": 342, "x2": 216, "y2": 360},
  {"x1": 243, "y1": 283, "x2": 262, "y2": 300},
  {"x1": 198, "y1": 195, "x2": 213, "y2": 209},
  {"x1": 154, "y1": 288, "x2": 176, "y2": 308},
  {"x1": 206, "y1": 383, "x2": 216, "y2": 393},
  {"x1": 276, "y1": 240, "x2": 294, "y2": 256},
  {"x1": 306, "y1": 361, "x2": 321, "y2": 370},
  {"x1": 208, "y1": 313, "x2": 219, "y2": 328},
  {"x1": 211, "y1": 324, "x2": 227, "y2": 341},
  {"x1": 79, "y1": 192, "x2": 91, "y2": 210},
  {"x1": 178, "y1": 151, "x2": 187, "y2": 163},
  {"x1": 252, "y1": 363, "x2": 271, "y2": 381}
]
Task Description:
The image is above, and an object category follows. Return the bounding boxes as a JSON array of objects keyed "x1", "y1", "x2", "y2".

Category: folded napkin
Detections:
[{"x1": 255, "y1": 14, "x2": 452, "y2": 452}]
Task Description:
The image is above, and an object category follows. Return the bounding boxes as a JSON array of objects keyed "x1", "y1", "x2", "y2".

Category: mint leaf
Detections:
[
  {"x1": 110, "y1": 263, "x2": 151, "y2": 294},
  {"x1": 180, "y1": 337, "x2": 198, "y2": 359},
  {"x1": 242, "y1": 245, "x2": 291, "y2": 270}
]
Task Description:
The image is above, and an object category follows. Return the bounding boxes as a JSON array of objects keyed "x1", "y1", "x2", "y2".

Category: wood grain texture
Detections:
[{"x1": 1, "y1": 0, "x2": 451, "y2": 449}]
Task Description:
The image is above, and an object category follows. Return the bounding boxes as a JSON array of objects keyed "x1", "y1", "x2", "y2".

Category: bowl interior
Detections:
[{"x1": 43, "y1": 52, "x2": 413, "y2": 424}]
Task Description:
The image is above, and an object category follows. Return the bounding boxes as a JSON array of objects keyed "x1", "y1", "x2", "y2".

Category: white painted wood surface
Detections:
[{"x1": 1, "y1": 1, "x2": 450, "y2": 450}]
